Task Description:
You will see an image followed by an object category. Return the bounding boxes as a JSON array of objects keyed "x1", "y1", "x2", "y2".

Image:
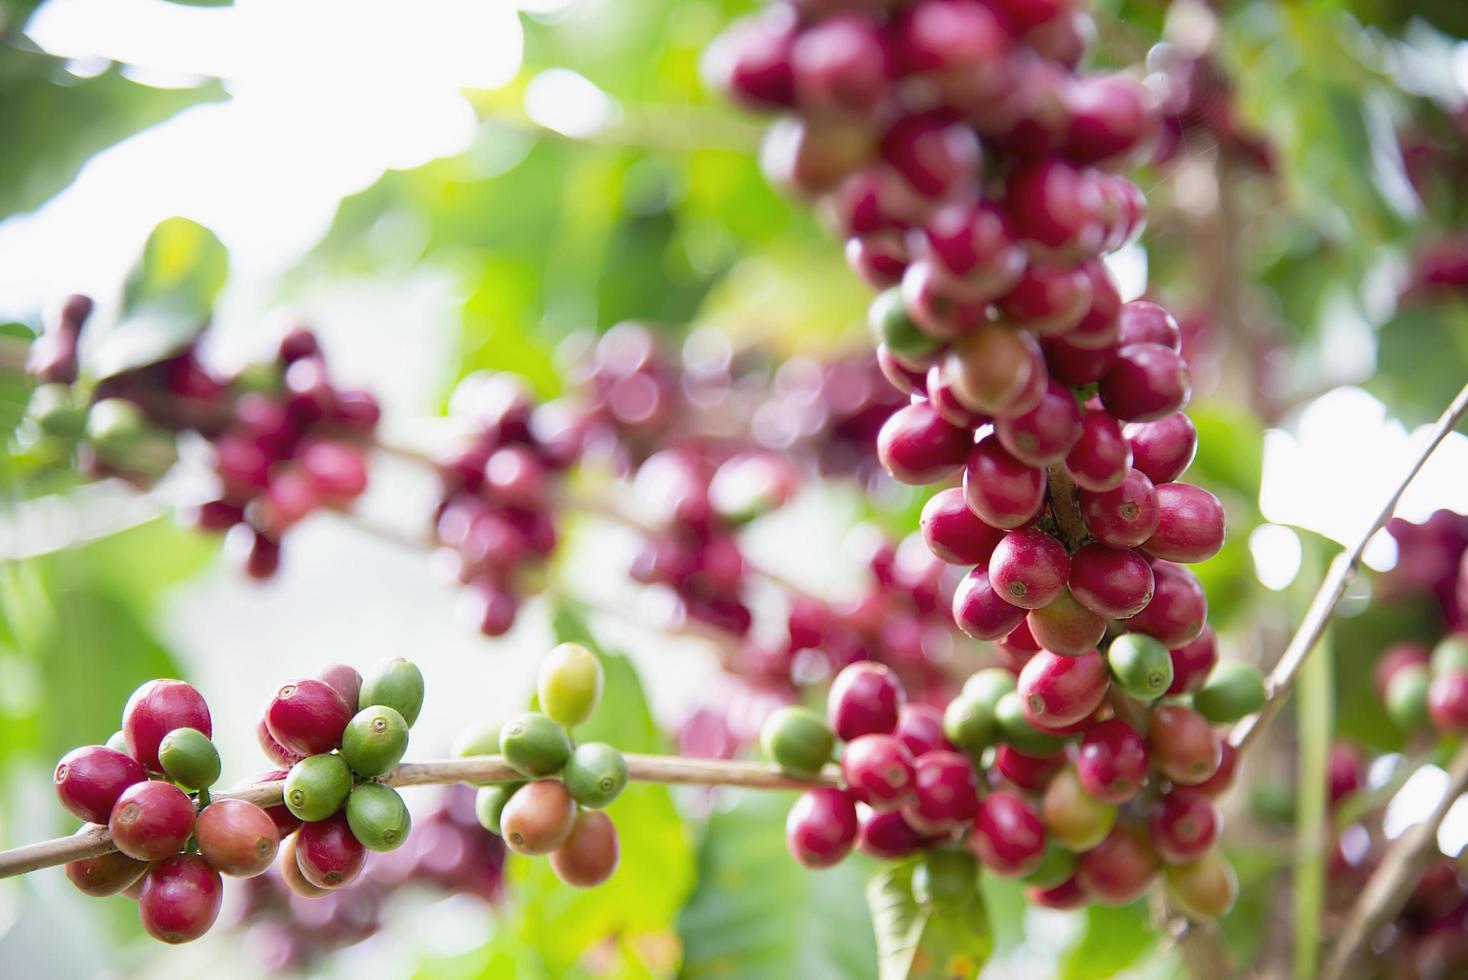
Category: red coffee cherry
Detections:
[
  {"x1": 1194, "y1": 740, "x2": 1239, "y2": 798},
  {"x1": 54, "y1": 745, "x2": 146, "y2": 824},
  {"x1": 294, "y1": 811, "x2": 367, "y2": 889},
  {"x1": 1067, "y1": 544, "x2": 1154, "y2": 619},
  {"x1": 786, "y1": 788, "x2": 859, "y2": 869},
  {"x1": 791, "y1": 13, "x2": 890, "y2": 115},
  {"x1": 1142, "y1": 483, "x2": 1225, "y2": 564},
  {"x1": 999, "y1": 263, "x2": 1093, "y2": 336},
  {"x1": 1018, "y1": 648, "x2": 1110, "y2": 729},
  {"x1": 917, "y1": 199, "x2": 1025, "y2": 298},
  {"x1": 926, "y1": 362, "x2": 991, "y2": 428},
  {"x1": 122, "y1": 679, "x2": 212, "y2": 772},
  {"x1": 1029, "y1": 874, "x2": 1088, "y2": 910},
  {"x1": 1044, "y1": 335, "x2": 1117, "y2": 387},
  {"x1": 109, "y1": 781, "x2": 197, "y2": 862},
  {"x1": 500, "y1": 780, "x2": 579, "y2": 856},
  {"x1": 1148, "y1": 789, "x2": 1220, "y2": 864},
  {"x1": 953, "y1": 565, "x2": 1030, "y2": 641},
  {"x1": 995, "y1": 379, "x2": 1085, "y2": 466},
  {"x1": 971, "y1": 791, "x2": 1047, "y2": 876},
  {"x1": 1077, "y1": 823, "x2": 1160, "y2": 905},
  {"x1": 921, "y1": 486, "x2": 1006, "y2": 565},
  {"x1": 256, "y1": 712, "x2": 305, "y2": 769},
  {"x1": 315, "y1": 663, "x2": 363, "y2": 713},
  {"x1": 703, "y1": 8, "x2": 796, "y2": 110},
  {"x1": 264, "y1": 678, "x2": 353, "y2": 757},
  {"x1": 278, "y1": 835, "x2": 330, "y2": 898},
  {"x1": 1079, "y1": 468, "x2": 1160, "y2": 549},
  {"x1": 963, "y1": 435, "x2": 1047, "y2": 530},
  {"x1": 994, "y1": 744, "x2": 1064, "y2": 793},
  {"x1": 1099, "y1": 343, "x2": 1191, "y2": 422},
  {"x1": 895, "y1": 703, "x2": 953, "y2": 758},
  {"x1": 1328, "y1": 743, "x2": 1366, "y2": 806},
  {"x1": 876, "y1": 401, "x2": 973, "y2": 485},
  {"x1": 842, "y1": 734, "x2": 917, "y2": 813},
  {"x1": 1148, "y1": 705, "x2": 1222, "y2": 785},
  {"x1": 550, "y1": 809, "x2": 621, "y2": 888},
  {"x1": 1026, "y1": 588, "x2": 1107, "y2": 656},
  {"x1": 195, "y1": 799, "x2": 280, "y2": 878},
  {"x1": 1063, "y1": 74, "x2": 1154, "y2": 167},
  {"x1": 1128, "y1": 561, "x2": 1207, "y2": 648},
  {"x1": 1076, "y1": 719, "x2": 1148, "y2": 804},
  {"x1": 1427, "y1": 672, "x2": 1468, "y2": 733},
  {"x1": 828, "y1": 662, "x2": 905, "y2": 740},
  {"x1": 1065, "y1": 410, "x2": 1131, "y2": 491},
  {"x1": 1125, "y1": 413, "x2": 1197, "y2": 484},
  {"x1": 1115, "y1": 301, "x2": 1181, "y2": 350},
  {"x1": 990, "y1": 529, "x2": 1070, "y2": 610},
  {"x1": 1166, "y1": 627, "x2": 1219, "y2": 695},
  {"x1": 903, "y1": 750, "x2": 979, "y2": 833},
  {"x1": 65, "y1": 848, "x2": 149, "y2": 897},
  {"x1": 137, "y1": 854, "x2": 223, "y2": 944},
  {"x1": 857, "y1": 807, "x2": 931, "y2": 861},
  {"x1": 1068, "y1": 260, "x2": 1123, "y2": 351}
]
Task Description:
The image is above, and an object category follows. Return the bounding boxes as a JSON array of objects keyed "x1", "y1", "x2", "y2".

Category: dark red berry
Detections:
[
  {"x1": 877, "y1": 401, "x2": 973, "y2": 485},
  {"x1": 704, "y1": 8, "x2": 796, "y2": 110},
  {"x1": 54, "y1": 745, "x2": 146, "y2": 824},
  {"x1": 1128, "y1": 561, "x2": 1207, "y2": 648},
  {"x1": 1005, "y1": 158, "x2": 1104, "y2": 259},
  {"x1": 921, "y1": 487, "x2": 1006, "y2": 565},
  {"x1": 971, "y1": 790, "x2": 1046, "y2": 876},
  {"x1": 294, "y1": 811, "x2": 367, "y2": 889},
  {"x1": 786, "y1": 788, "x2": 859, "y2": 869},
  {"x1": 857, "y1": 807, "x2": 930, "y2": 860},
  {"x1": 1165, "y1": 627, "x2": 1218, "y2": 695},
  {"x1": 1148, "y1": 789, "x2": 1220, "y2": 864},
  {"x1": 1125, "y1": 413, "x2": 1197, "y2": 484},
  {"x1": 1029, "y1": 874, "x2": 1088, "y2": 909},
  {"x1": 995, "y1": 379, "x2": 1084, "y2": 466},
  {"x1": 1076, "y1": 719, "x2": 1148, "y2": 804},
  {"x1": 903, "y1": 750, "x2": 979, "y2": 833},
  {"x1": 1063, "y1": 74, "x2": 1154, "y2": 166},
  {"x1": 953, "y1": 566, "x2": 1028, "y2": 640},
  {"x1": 1079, "y1": 469, "x2": 1160, "y2": 549},
  {"x1": 1044, "y1": 335, "x2": 1117, "y2": 387},
  {"x1": 138, "y1": 854, "x2": 223, "y2": 944},
  {"x1": 122, "y1": 679, "x2": 212, "y2": 772},
  {"x1": 66, "y1": 848, "x2": 149, "y2": 897},
  {"x1": 881, "y1": 110, "x2": 982, "y2": 200},
  {"x1": 895, "y1": 703, "x2": 953, "y2": 758},
  {"x1": 1148, "y1": 705, "x2": 1221, "y2": 785},
  {"x1": 842, "y1": 734, "x2": 917, "y2": 813},
  {"x1": 248, "y1": 771, "x2": 302, "y2": 838},
  {"x1": 1067, "y1": 544, "x2": 1154, "y2": 619},
  {"x1": 1099, "y1": 343, "x2": 1191, "y2": 422},
  {"x1": 918, "y1": 199, "x2": 1025, "y2": 298},
  {"x1": 1068, "y1": 260, "x2": 1122, "y2": 350},
  {"x1": 1077, "y1": 823, "x2": 1159, "y2": 905},
  {"x1": 791, "y1": 13, "x2": 889, "y2": 115},
  {"x1": 315, "y1": 663, "x2": 363, "y2": 712},
  {"x1": 265, "y1": 679, "x2": 352, "y2": 757},
  {"x1": 990, "y1": 529, "x2": 1070, "y2": 609},
  {"x1": 1018, "y1": 649, "x2": 1110, "y2": 729},
  {"x1": 994, "y1": 744, "x2": 1064, "y2": 792},
  {"x1": 109, "y1": 780, "x2": 197, "y2": 862},
  {"x1": 1194, "y1": 741, "x2": 1239, "y2": 798},
  {"x1": 828, "y1": 662, "x2": 905, "y2": 740},
  {"x1": 1065, "y1": 410, "x2": 1131, "y2": 492},
  {"x1": 1115, "y1": 301, "x2": 1180, "y2": 350},
  {"x1": 964, "y1": 436, "x2": 1046, "y2": 530},
  {"x1": 1142, "y1": 483, "x2": 1225, "y2": 564}
]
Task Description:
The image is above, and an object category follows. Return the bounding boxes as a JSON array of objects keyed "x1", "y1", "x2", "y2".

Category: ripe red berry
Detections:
[
  {"x1": 1067, "y1": 544, "x2": 1154, "y2": 619},
  {"x1": 944, "y1": 324, "x2": 1044, "y2": 415},
  {"x1": 1079, "y1": 468, "x2": 1160, "y2": 548},
  {"x1": 294, "y1": 811, "x2": 367, "y2": 889},
  {"x1": 704, "y1": 8, "x2": 796, "y2": 110},
  {"x1": 999, "y1": 262, "x2": 1093, "y2": 335},
  {"x1": 1069, "y1": 260, "x2": 1122, "y2": 350},
  {"x1": 1018, "y1": 648, "x2": 1110, "y2": 730},
  {"x1": 1194, "y1": 740, "x2": 1239, "y2": 798},
  {"x1": 786, "y1": 788, "x2": 859, "y2": 869},
  {"x1": 195, "y1": 799, "x2": 280, "y2": 878},
  {"x1": 857, "y1": 807, "x2": 931, "y2": 861},
  {"x1": 1099, "y1": 343, "x2": 1191, "y2": 422},
  {"x1": 1115, "y1": 301, "x2": 1181, "y2": 350},
  {"x1": 1142, "y1": 483, "x2": 1225, "y2": 563},
  {"x1": 1076, "y1": 719, "x2": 1148, "y2": 804},
  {"x1": 265, "y1": 678, "x2": 353, "y2": 757},
  {"x1": 791, "y1": 13, "x2": 890, "y2": 115},
  {"x1": 921, "y1": 487, "x2": 1006, "y2": 565},
  {"x1": 895, "y1": 703, "x2": 953, "y2": 758},
  {"x1": 964, "y1": 435, "x2": 1047, "y2": 530},
  {"x1": 54, "y1": 745, "x2": 146, "y2": 824},
  {"x1": 1063, "y1": 74, "x2": 1154, "y2": 166},
  {"x1": 953, "y1": 566, "x2": 1029, "y2": 640},
  {"x1": 1026, "y1": 588, "x2": 1107, "y2": 656},
  {"x1": 1125, "y1": 413, "x2": 1197, "y2": 484},
  {"x1": 1148, "y1": 789, "x2": 1220, "y2": 864},
  {"x1": 109, "y1": 780, "x2": 197, "y2": 862},
  {"x1": 876, "y1": 401, "x2": 973, "y2": 485},
  {"x1": 828, "y1": 662, "x2": 905, "y2": 740},
  {"x1": 122, "y1": 679, "x2": 212, "y2": 772},
  {"x1": 1077, "y1": 823, "x2": 1160, "y2": 905},
  {"x1": 842, "y1": 734, "x2": 917, "y2": 813},
  {"x1": 315, "y1": 663, "x2": 363, "y2": 713},
  {"x1": 971, "y1": 791, "x2": 1047, "y2": 876},
  {"x1": 995, "y1": 379, "x2": 1085, "y2": 466},
  {"x1": 549, "y1": 809, "x2": 621, "y2": 888},
  {"x1": 1128, "y1": 561, "x2": 1207, "y2": 648},
  {"x1": 881, "y1": 110, "x2": 982, "y2": 200},
  {"x1": 994, "y1": 744, "x2": 1064, "y2": 793},
  {"x1": 918, "y1": 199, "x2": 1026, "y2": 298},
  {"x1": 1005, "y1": 158, "x2": 1105, "y2": 258},
  {"x1": 1148, "y1": 705, "x2": 1222, "y2": 785},
  {"x1": 65, "y1": 848, "x2": 149, "y2": 897},
  {"x1": 137, "y1": 854, "x2": 223, "y2": 944},
  {"x1": 903, "y1": 750, "x2": 979, "y2": 832},
  {"x1": 1166, "y1": 627, "x2": 1219, "y2": 695},
  {"x1": 1065, "y1": 410, "x2": 1131, "y2": 491},
  {"x1": 1029, "y1": 874, "x2": 1088, "y2": 910},
  {"x1": 990, "y1": 529, "x2": 1070, "y2": 610}
]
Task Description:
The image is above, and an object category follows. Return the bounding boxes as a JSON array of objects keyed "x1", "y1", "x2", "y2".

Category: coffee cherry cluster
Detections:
[
  {"x1": 1375, "y1": 635, "x2": 1468, "y2": 736},
  {"x1": 265, "y1": 658, "x2": 423, "y2": 898},
  {"x1": 1145, "y1": 43, "x2": 1274, "y2": 174},
  {"x1": 55, "y1": 679, "x2": 282, "y2": 944},
  {"x1": 468, "y1": 644, "x2": 626, "y2": 888},
  {"x1": 768, "y1": 655, "x2": 1244, "y2": 918}
]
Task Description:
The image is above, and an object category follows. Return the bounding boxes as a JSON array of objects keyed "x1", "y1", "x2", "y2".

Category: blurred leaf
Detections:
[
  {"x1": 868, "y1": 860, "x2": 992, "y2": 980},
  {"x1": 1329, "y1": 592, "x2": 1441, "y2": 750},
  {"x1": 1373, "y1": 301, "x2": 1468, "y2": 426},
  {"x1": 1057, "y1": 903, "x2": 1154, "y2": 980}
]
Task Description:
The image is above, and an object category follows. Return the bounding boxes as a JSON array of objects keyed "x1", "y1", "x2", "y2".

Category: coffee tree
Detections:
[{"x1": 2, "y1": 0, "x2": 1468, "y2": 976}]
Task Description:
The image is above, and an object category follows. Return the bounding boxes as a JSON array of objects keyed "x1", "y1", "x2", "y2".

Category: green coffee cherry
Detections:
[
  {"x1": 562, "y1": 742, "x2": 628, "y2": 809},
  {"x1": 1192, "y1": 662, "x2": 1267, "y2": 723},
  {"x1": 500, "y1": 712, "x2": 573, "y2": 777},
  {"x1": 27, "y1": 384, "x2": 87, "y2": 439},
  {"x1": 945, "y1": 668, "x2": 1017, "y2": 751},
  {"x1": 994, "y1": 691, "x2": 1064, "y2": 756},
  {"x1": 537, "y1": 643, "x2": 603, "y2": 728},
  {"x1": 911, "y1": 848, "x2": 979, "y2": 905},
  {"x1": 1107, "y1": 634, "x2": 1173, "y2": 701},
  {"x1": 869, "y1": 287, "x2": 939, "y2": 361},
  {"x1": 1433, "y1": 636, "x2": 1468, "y2": 676},
  {"x1": 963, "y1": 668, "x2": 1019, "y2": 707},
  {"x1": 1021, "y1": 841, "x2": 1077, "y2": 889},
  {"x1": 157, "y1": 727, "x2": 220, "y2": 790},
  {"x1": 1386, "y1": 665, "x2": 1432, "y2": 731},
  {"x1": 346, "y1": 782, "x2": 412, "y2": 852},
  {"x1": 759, "y1": 706, "x2": 834, "y2": 779},
  {"x1": 474, "y1": 783, "x2": 522, "y2": 835},
  {"x1": 284, "y1": 753, "x2": 353, "y2": 822},
  {"x1": 85, "y1": 399, "x2": 146, "y2": 459},
  {"x1": 359, "y1": 657, "x2": 424, "y2": 727},
  {"x1": 340, "y1": 705, "x2": 410, "y2": 778},
  {"x1": 452, "y1": 721, "x2": 502, "y2": 758}
]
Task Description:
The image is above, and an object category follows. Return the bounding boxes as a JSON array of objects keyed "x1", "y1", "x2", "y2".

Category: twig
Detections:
[
  {"x1": 0, "y1": 753, "x2": 838, "y2": 879},
  {"x1": 1318, "y1": 742, "x2": 1468, "y2": 980},
  {"x1": 1229, "y1": 379, "x2": 1468, "y2": 753},
  {"x1": 1045, "y1": 465, "x2": 1089, "y2": 552}
]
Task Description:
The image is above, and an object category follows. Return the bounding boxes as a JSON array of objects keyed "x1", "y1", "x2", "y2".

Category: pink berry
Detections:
[
  {"x1": 921, "y1": 486, "x2": 1006, "y2": 565},
  {"x1": 792, "y1": 13, "x2": 890, "y2": 115},
  {"x1": 903, "y1": 750, "x2": 979, "y2": 832},
  {"x1": 990, "y1": 529, "x2": 1071, "y2": 610},
  {"x1": 895, "y1": 704, "x2": 953, "y2": 758},
  {"x1": 857, "y1": 807, "x2": 931, "y2": 860},
  {"x1": 877, "y1": 401, "x2": 973, "y2": 485},
  {"x1": 1077, "y1": 823, "x2": 1159, "y2": 905},
  {"x1": 786, "y1": 788, "x2": 859, "y2": 869},
  {"x1": 1063, "y1": 74, "x2": 1154, "y2": 166},
  {"x1": 971, "y1": 791, "x2": 1046, "y2": 876},
  {"x1": 999, "y1": 262, "x2": 1093, "y2": 335},
  {"x1": 1076, "y1": 719, "x2": 1148, "y2": 804},
  {"x1": 963, "y1": 435, "x2": 1047, "y2": 530},
  {"x1": 1166, "y1": 627, "x2": 1219, "y2": 695},
  {"x1": 54, "y1": 746, "x2": 147, "y2": 825},
  {"x1": 137, "y1": 854, "x2": 223, "y2": 944},
  {"x1": 1128, "y1": 561, "x2": 1207, "y2": 648},
  {"x1": 1125, "y1": 413, "x2": 1197, "y2": 484},
  {"x1": 842, "y1": 734, "x2": 917, "y2": 812},
  {"x1": 1099, "y1": 343, "x2": 1191, "y2": 422},
  {"x1": 122, "y1": 680, "x2": 212, "y2": 772},
  {"x1": 1079, "y1": 469, "x2": 1160, "y2": 548},
  {"x1": 1116, "y1": 301, "x2": 1181, "y2": 350},
  {"x1": 1067, "y1": 544, "x2": 1154, "y2": 619},
  {"x1": 109, "y1": 781, "x2": 197, "y2": 862},
  {"x1": 1018, "y1": 649, "x2": 1110, "y2": 729},
  {"x1": 1142, "y1": 483, "x2": 1226, "y2": 563},
  {"x1": 1428, "y1": 672, "x2": 1468, "y2": 733},
  {"x1": 994, "y1": 379, "x2": 1084, "y2": 466},
  {"x1": 1148, "y1": 789, "x2": 1220, "y2": 864},
  {"x1": 1065, "y1": 410, "x2": 1131, "y2": 492},
  {"x1": 994, "y1": 744, "x2": 1064, "y2": 792},
  {"x1": 828, "y1": 662, "x2": 905, "y2": 740},
  {"x1": 264, "y1": 679, "x2": 352, "y2": 757},
  {"x1": 953, "y1": 566, "x2": 1028, "y2": 640},
  {"x1": 918, "y1": 199, "x2": 1025, "y2": 298}
]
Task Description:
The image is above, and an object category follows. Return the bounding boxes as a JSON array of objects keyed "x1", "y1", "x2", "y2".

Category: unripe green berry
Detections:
[
  {"x1": 1106, "y1": 633, "x2": 1173, "y2": 701},
  {"x1": 759, "y1": 706, "x2": 834, "y2": 779},
  {"x1": 157, "y1": 727, "x2": 220, "y2": 791},
  {"x1": 27, "y1": 384, "x2": 87, "y2": 439},
  {"x1": 1191, "y1": 662, "x2": 1267, "y2": 723},
  {"x1": 1386, "y1": 664, "x2": 1431, "y2": 731},
  {"x1": 452, "y1": 721, "x2": 501, "y2": 758},
  {"x1": 85, "y1": 399, "x2": 146, "y2": 458},
  {"x1": 474, "y1": 783, "x2": 522, "y2": 835},
  {"x1": 537, "y1": 643, "x2": 603, "y2": 728},
  {"x1": 358, "y1": 657, "x2": 424, "y2": 727},
  {"x1": 943, "y1": 693, "x2": 998, "y2": 753},
  {"x1": 345, "y1": 782, "x2": 411, "y2": 852},
  {"x1": 340, "y1": 705, "x2": 410, "y2": 778},
  {"x1": 911, "y1": 848, "x2": 979, "y2": 904},
  {"x1": 500, "y1": 712, "x2": 573, "y2": 777},
  {"x1": 1432, "y1": 636, "x2": 1468, "y2": 677},
  {"x1": 562, "y1": 742, "x2": 628, "y2": 809},
  {"x1": 1021, "y1": 841, "x2": 1077, "y2": 889},
  {"x1": 284, "y1": 753, "x2": 353, "y2": 822},
  {"x1": 994, "y1": 690, "x2": 1064, "y2": 756},
  {"x1": 869, "y1": 287, "x2": 938, "y2": 360},
  {"x1": 963, "y1": 668, "x2": 1019, "y2": 707}
]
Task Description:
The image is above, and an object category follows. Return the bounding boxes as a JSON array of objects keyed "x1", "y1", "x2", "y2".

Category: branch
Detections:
[
  {"x1": 1228, "y1": 379, "x2": 1468, "y2": 753},
  {"x1": 1318, "y1": 742, "x2": 1468, "y2": 980},
  {"x1": 1045, "y1": 465, "x2": 1089, "y2": 552},
  {"x1": 0, "y1": 753, "x2": 837, "y2": 879}
]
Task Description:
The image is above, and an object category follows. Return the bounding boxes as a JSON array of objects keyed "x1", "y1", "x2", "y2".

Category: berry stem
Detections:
[{"x1": 1044, "y1": 465, "x2": 1089, "y2": 552}]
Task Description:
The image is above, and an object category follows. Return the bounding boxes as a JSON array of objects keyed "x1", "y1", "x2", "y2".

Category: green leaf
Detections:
[
  {"x1": 868, "y1": 860, "x2": 992, "y2": 980},
  {"x1": 1057, "y1": 903, "x2": 1155, "y2": 980}
]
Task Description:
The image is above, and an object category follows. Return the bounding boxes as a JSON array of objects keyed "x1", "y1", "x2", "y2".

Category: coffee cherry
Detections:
[
  {"x1": 1165, "y1": 851, "x2": 1238, "y2": 920},
  {"x1": 828, "y1": 662, "x2": 904, "y2": 740},
  {"x1": 944, "y1": 668, "x2": 1015, "y2": 750},
  {"x1": 346, "y1": 782, "x2": 412, "y2": 852},
  {"x1": 562, "y1": 742, "x2": 629, "y2": 809},
  {"x1": 1432, "y1": 635, "x2": 1468, "y2": 675},
  {"x1": 550, "y1": 808, "x2": 621, "y2": 888},
  {"x1": 904, "y1": 750, "x2": 979, "y2": 833},
  {"x1": 1099, "y1": 344, "x2": 1191, "y2": 422},
  {"x1": 857, "y1": 807, "x2": 930, "y2": 861},
  {"x1": 1106, "y1": 633, "x2": 1173, "y2": 700},
  {"x1": 994, "y1": 690, "x2": 1065, "y2": 756},
  {"x1": 918, "y1": 200, "x2": 1025, "y2": 297},
  {"x1": 921, "y1": 487, "x2": 1006, "y2": 565},
  {"x1": 452, "y1": 720, "x2": 503, "y2": 761},
  {"x1": 1079, "y1": 468, "x2": 1160, "y2": 549},
  {"x1": 340, "y1": 705, "x2": 410, "y2": 778},
  {"x1": 995, "y1": 380, "x2": 1084, "y2": 467},
  {"x1": 842, "y1": 734, "x2": 917, "y2": 813},
  {"x1": 276, "y1": 834, "x2": 329, "y2": 898},
  {"x1": 284, "y1": 753, "x2": 352, "y2": 822},
  {"x1": 122, "y1": 679, "x2": 212, "y2": 772},
  {"x1": 990, "y1": 529, "x2": 1070, "y2": 610},
  {"x1": 54, "y1": 745, "x2": 146, "y2": 824},
  {"x1": 1385, "y1": 663, "x2": 1432, "y2": 731},
  {"x1": 294, "y1": 811, "x2": 367, "y2": 889},
  {"x1": 786, "y1": 788, "x2": 859, "y2": 869},
  {"x1": 1328, "y1": 743, "x2": 1365, "y2": 805},
  {"x1": 474, "y1": 783, "x2": 522, "y2": 835},
  {"x1": 1148, "y1": 705, "x2": 1221, "y2": 785},
  {"x1": 358, "y1": 657, "x2": 425, "y2": 727},
  {"x1": 1042, "y1": 767, "x2": 1117, "y2": 851},
  {"x1": 1192, "y1": 662, "x2": 1266, "y2": 723},
  {"x1": 1148, "y1": 789, "x2": 1220, "y2": 864},
  {"x1": 1077, "y1": 823, "x2": 1159, "y2": 905},
  {"x1": 137, "y1": 854, "x2": 223, "y2": 944},
  {"x1": 1076, "y1": 719, "x2": 1148, "y2": 804},
  {"x1": 1026, "y1": 588, "x2": 1106, "y2": 656},
  {"x1": 1128, "y1": 561, "x2": 1207, "y2": 648},
  {"x1": 157, "y1": 728, "x2": 220, "y2": 791},
  {"x1": 1115, "y1": 301, "x2": 1180, "y2": 350},
  {"x1": 1428, "y1": 671, "x2": 1468, "y2": 733},
  {"x1": 953, "y1": 566, "x2": 1029, "y2": 640},
  {"x1": 1023, "y1": 841, "x2": 1078, "y2": 890},
  {"x1": 266, "y1": 679, "x2": 352, "y2": 757},
  {"x1": 994, "y1": 744, "x2": 1064, "y2": 793},
  {"x1": 500, "y1": 712, "x2": 574, "y2": 777},
  {"x1": 1166, "y1": 627, "x2": 1218, "y2": 695},
  {"x1": 537, "y1": 643, "x2": 603, "y2": 728},
  {"x1": 1067, "y1": 544, "x2": 1154, "y2": 619},
  {"x1": 1194, "y1": 741, "x2": 1239, "y2": 798},
  {"x1": 912, "y1": 848, "x2": 980, "y2": 904},
  {"x1": 963, "y1": 435, "x2": 1046, "y2": 530},
  {"x1": 500, "y1": 780, "x2": 578, "y2": 855},
  {"x1": 703, "y1": 8, "x2": 796, "y2": 110},
  {"x1": 870, "y1": 287, "x2": 941, "y2": 361},
  {"x1": 66, "y1": 846, "x2": 149, "y2": 897},
  {"x1": 256, "y1": 712, "x2": 304, "y2": 769},
  {"x1": 877, "y1": 401, "x2": 973, "y2": 485},
  {"x1": 943, "y1": 324, "x2": 1043, "y2": 414},
  {"x1": 195, "y1": 799, "x2": 279, "y2": 877},
  {"x1": 109, "y1": 781, "x2": 196, "y2": 861},
  {"x1": 316, "y1": 663, "x2": 363, "y2": 710},
  {"x1": 1028, "y1": 874, "x2": 1089, "y2": 910},
  {"x1": 1125, "y1": 413, "x2": 1197, "y2": 484},
  {"x1": 895, "y1": 703, "x2": 952, "y2": 758},
  {"x1": 999, "y1": 262, "x2": 1093, "y2": 336},
  {"x1": 1142, "y1": 483, "x2": 1225, "y2": 564},
  {"x1": 1065, "y1": 410, "x2": 1131, "y2": 492},
  {"x1": 971, "y1": 791, "x2": 1046, "y2": 877},
  {"x1": 1019, "y1": 649, "x2": 1110, "y2": 729},
  {"x1": 761, "y1": 706, "x2": 835, "y2": 779}
]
